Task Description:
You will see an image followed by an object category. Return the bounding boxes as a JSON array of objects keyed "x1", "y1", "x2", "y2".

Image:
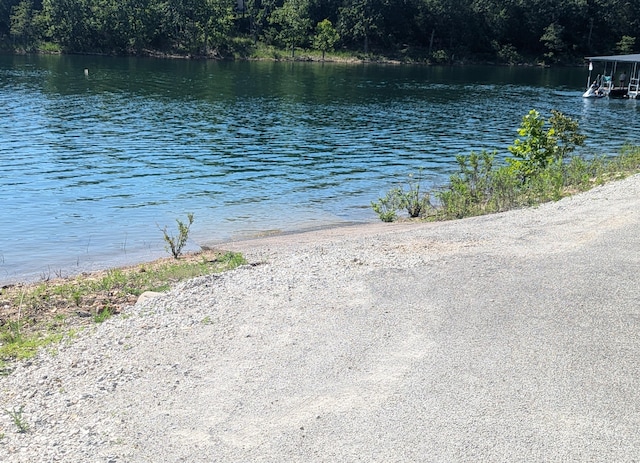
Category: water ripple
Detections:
[{"x1": 1, "y1": 56, "x2": 639, "y2": 282}]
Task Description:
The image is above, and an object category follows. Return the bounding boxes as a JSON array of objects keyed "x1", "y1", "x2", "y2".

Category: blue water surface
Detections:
[{"x1": 1, "y1": 55, "x2": 639, "y2": 283}]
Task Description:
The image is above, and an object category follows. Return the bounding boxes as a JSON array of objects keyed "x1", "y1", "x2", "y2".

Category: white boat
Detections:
[{"x1": 583, "y1": 53, "x2": 640, "y2": 99}]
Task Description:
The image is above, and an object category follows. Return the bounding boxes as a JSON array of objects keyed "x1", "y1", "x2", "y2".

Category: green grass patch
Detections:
[
  {"x1": 0, "y1": 321, "x2": 64, "y2": 367},
  {"x1": 0, "y1": 250, "x2": 247, "y2": 367}
]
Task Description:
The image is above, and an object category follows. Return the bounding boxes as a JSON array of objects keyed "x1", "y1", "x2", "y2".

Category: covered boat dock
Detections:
[{"x1": 584, "y1": 53, "x2": 640, "y2": 98}]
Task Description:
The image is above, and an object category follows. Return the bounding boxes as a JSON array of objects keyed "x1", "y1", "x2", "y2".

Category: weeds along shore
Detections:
[{"x1": 372, "y1": 109, "x2": 640, "y2": 223}]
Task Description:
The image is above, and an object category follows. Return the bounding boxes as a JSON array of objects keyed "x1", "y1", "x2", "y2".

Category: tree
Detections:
[
  {"x1": 1, "y1": 0, "x2": 638, "y2": 60},
  {"x1": 10, "y1": 0, "x2": 37, "y2": 46},
  {"x1": 41, "y1": 0, "x2": 92, "y2": 51},
  {"x1": 312, "y1": 18, "x2": 338, "y2": 60},
  {"x1": 191, "y1": 0, "x2": 235, "y2": 55},
  {"x1": 338, "y1": 0, "x2": 382, "y2": 53},
  {"x1": 243, "y1": 0, "x2": 277, "y2": 44},
  {"x1": 212, "y1": 0, "x2": 236, "y2": 52},
  {"x1": 268, "y1": 0, "x2": 311, "y2": 57},
  {"x1": 616, "y1": 35, "x2": 636, "y2": 54},
  {"x1": 540, "y1": 22, "x2": 565, "y2": 62},
  {"x1": 1, "y1": 0, "x2": 21, "y2": 40}
]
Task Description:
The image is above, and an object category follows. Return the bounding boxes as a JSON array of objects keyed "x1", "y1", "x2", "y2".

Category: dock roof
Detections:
[{"x1": 585, "y1": 53, "x2": 640, "y2": 63}]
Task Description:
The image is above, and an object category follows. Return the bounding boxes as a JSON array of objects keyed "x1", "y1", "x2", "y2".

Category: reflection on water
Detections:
[{"x1": 1, "y1": 55, "x2": 639, "y2": 282}]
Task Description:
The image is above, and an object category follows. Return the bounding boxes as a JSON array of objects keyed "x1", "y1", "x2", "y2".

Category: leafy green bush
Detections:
[
  {"x1": 430, "y1": 49, "x2": 449, "y2": 63},
  {"x1": 609, "y1": 144, "x2": 640, "y2": 173},
  {"x1": 436, "y1": 151, "x2": 496, "y2": 218},
  {"x1": 371, "y1": 187, "x2": 403, "y2": 222},
  {"x1": 400, "y1": 170, "x2": 432, "y2": 218},
  {"x1": 507, "y1": 109, "x2": 585, "y2": 181},
  {"x1": 493, "y1": 41, "x2": 522, "y2": 64}
]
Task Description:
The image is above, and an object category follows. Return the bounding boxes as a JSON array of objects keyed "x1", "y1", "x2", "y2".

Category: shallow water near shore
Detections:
[{"x1": 1, "y1": 54, "x2": 639, "y2": 283}]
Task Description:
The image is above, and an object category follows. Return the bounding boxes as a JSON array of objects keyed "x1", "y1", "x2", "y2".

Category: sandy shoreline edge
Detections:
[{"x1": 5, "y1": 172, "x2": 640, "y2": 287}]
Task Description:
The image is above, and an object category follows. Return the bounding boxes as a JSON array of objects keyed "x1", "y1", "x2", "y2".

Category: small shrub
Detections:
[
  {"x1": 507, "y1": 109, "x2": 585, "y2": 181},
  {"x1": 436, "y1": 151, "x2": 502, "y2": 219},
  {"x1": 400, "y1": 170, "x2": 432, "y2": 218},
  {"x1": 486, "y1": 165, "x2": 522, "y2": 212},
  {"x1": 430, "y1": 49, "x2": 449, "y2": 63},
  {"x1": 372, "y1": 187, "x2": 403, "y2": 222},
  {"x1": 612, "y1": 144, "x2": 640, "y2": 172},
  {"x1": 436, "y1": 177, "x2": 473, "y2": 219},
  {"x1": 37, "y1": 42, "x2": 62, "y2": 53},
  {"x1": 493, "y1": 41, "x2": 522, "y2": 64},
  {"x1": 523, "y1": 160, "x2": 564, "y2": 203},
  {"x1": 160, "y1": 213, "x2": 194, "y2": 259},
  {"x1": 372, "y1": 171, "x2": 433, "y2": 222}
]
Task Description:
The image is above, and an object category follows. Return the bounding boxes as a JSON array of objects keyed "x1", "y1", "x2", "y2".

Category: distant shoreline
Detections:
[{"x1": 4, "y1": 47, "x2": 571, "y2": 67}]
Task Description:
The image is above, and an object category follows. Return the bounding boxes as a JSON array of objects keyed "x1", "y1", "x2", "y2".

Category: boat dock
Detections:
[{"x1": 584, "y1": 53, "x2": 640, "y2": 99}]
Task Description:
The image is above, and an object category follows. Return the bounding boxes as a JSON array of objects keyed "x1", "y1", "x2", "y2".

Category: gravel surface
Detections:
[{"x1": 2, "y1": 175, "x2": 640, "y2": 462}]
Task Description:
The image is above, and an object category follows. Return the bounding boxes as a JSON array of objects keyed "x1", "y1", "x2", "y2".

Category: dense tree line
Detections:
[{"x1": 1, "y1": 0, "x2": 638, "y2": 62}]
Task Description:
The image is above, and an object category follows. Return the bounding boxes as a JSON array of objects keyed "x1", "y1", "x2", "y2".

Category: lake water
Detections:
[{"x1": 1, "y1": 54, "x2": 639, "y2": 284}]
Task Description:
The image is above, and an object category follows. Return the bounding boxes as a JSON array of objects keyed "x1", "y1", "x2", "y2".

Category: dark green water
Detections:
[{"x1": 1, "y1": 54, "x2": 638, "y2": 282}]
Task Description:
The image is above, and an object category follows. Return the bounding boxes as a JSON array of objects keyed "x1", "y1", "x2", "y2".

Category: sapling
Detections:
[{"x1": 160, "y1": 213, "x2": 194, "y2": 259}]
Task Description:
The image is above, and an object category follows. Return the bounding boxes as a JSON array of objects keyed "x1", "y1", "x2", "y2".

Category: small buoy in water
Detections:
[{"x1": 84, "y1": 68, "x2": 89, "y2": 76}]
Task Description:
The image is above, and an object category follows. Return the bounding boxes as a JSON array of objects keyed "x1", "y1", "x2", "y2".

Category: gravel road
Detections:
[{"x1": 1, "y1": 175, "x2": 639, "y2": 462}]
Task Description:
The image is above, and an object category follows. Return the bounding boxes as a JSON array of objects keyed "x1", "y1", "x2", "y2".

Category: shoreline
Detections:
[
  {"x1": 0, "y1": 217, "x2": 379, "y2": 288},
  {"x1": 3, "y1": 47, "x2": 573, "y2": 67},
  {"x1": 1, "y1": 173, "x2": 639, "y2": 461},
  {"x1": 3, "y1": 168, "x2": 638, "y2": 287}
]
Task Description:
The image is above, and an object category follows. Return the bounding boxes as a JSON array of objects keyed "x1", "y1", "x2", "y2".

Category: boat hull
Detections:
[{"x1": 582, "y1": 88, "x2": 605, "y2": 98}]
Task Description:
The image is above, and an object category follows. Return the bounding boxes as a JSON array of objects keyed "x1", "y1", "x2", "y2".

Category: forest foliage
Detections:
[{"x1": 1, "y1": 0, "x2": 638, "y2": 62}]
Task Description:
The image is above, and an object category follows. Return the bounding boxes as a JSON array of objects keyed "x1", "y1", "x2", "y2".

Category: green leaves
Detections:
[
  {"x1": 268, "y1": 0, "x2": 311, "y2": 57},
  {"x1": 507, "y1": 109, "x2": 585, "y2": 181},
  {"x1": 2, "y1": 0, "x2": 637, "y2": 60},
  {"x1": 337, "y1": 0, "x2": 383, "y2": 53},
  {"x1": 371, "y1": 170, "x2": 432, "y2": 222},
  {"x1": 616, "y1": 35, "x2": 635, "y2": 55},
  {"x1": 312, "y1": 19, "x2": 338, "y2": 60},
  {"x1": 371, "y1": 187, "x2": 403, "y2": 222},
  {"x1": 372, "y1": 109, "x2": 603, "y2": 222},
  {"x1": 437, "y1": 150, "x2": 500, "y2": 218}
]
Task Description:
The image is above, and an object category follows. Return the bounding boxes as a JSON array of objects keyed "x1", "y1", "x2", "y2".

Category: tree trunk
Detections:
[{"x1": 429, "y1": 29, "x2": 435, "y2": 55}]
